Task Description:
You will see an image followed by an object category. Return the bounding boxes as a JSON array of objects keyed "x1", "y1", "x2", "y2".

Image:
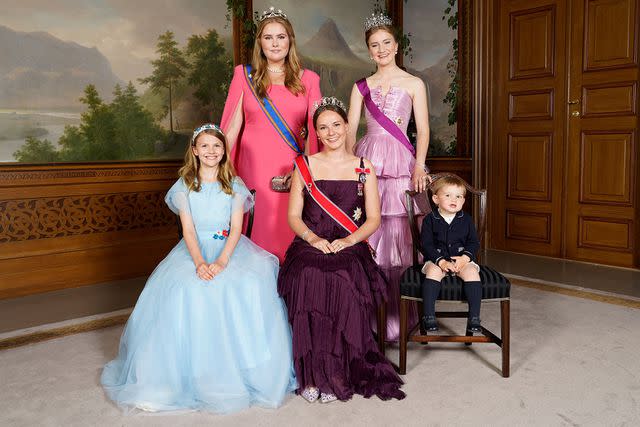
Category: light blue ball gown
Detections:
[{"x1": 101, "y1": 178, "x2": 296, "y2": 413}]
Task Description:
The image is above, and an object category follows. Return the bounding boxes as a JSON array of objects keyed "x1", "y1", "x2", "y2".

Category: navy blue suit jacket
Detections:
[{"x1": 420, "y1": 209, "x2": 480, "y2": 265}]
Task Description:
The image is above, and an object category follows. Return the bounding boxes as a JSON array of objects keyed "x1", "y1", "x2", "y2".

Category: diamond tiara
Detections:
[
  {"x1": 313, "y1": 96, "x2": 346, "y2": 113},
  {"x1": 364, "y1": 12, "x2": 393, "y2": 32},
  {"x1": 192, "y1": 123, "x2": 223, "y2": 145},
  {"x1": 259, "y1": 6, "x2": 288, "y2": 22}
]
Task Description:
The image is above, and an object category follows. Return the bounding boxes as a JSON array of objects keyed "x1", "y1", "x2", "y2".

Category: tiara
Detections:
[
  {"x1": 313, "y1": 96, "x2": 346, "y2": 113},
  {"x1": 192, "y1": 123, "x2": 223, "y2": 144},
  {"x1": 364, "y1": 12, "x2": 393, "y2": 32},
  {"x1": 259, "y1": 6, "x2": 288, "y2": 22}
]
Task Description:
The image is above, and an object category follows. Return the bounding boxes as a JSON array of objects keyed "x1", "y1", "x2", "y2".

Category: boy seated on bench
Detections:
[{"x1": 420, "y1": 175, "x2": 482, "y2": 333}]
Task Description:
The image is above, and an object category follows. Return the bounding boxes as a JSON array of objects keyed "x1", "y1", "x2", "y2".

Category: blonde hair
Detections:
[
  {"x1": 179, "y1": 127, "x2": 236, "y2": 195},
  {"x1": 432, "y1": 175, "x2": 467, "y2": 196},
  {"x1": 251, "y1": 16, "x2": 305, "y2": 99}
]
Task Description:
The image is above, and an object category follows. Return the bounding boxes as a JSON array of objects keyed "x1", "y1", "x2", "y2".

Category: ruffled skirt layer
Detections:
[
  {"x1": 357, "y1": 133, "x2": 427, "y2": 340},
  {"x1": 278, "y1": 239, "x2": 405, "y2": 401}
]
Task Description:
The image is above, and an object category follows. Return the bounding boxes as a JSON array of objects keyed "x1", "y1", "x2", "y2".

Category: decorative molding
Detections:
[
  {"x1": 0, "y1": 168, "x2": 178, "y2": 183},
  {"x1": 0, "y1": 161, "x2": 180, "y2": 185},
  {"x1": 458, "y1": 0, "x2": 473, "y2": 157},
  {"x1": 0, "y1": 191, "x2": 174, "y2": 243},
  {"x1": 508, "y1": 89, "x2": 554, "y2": 121},
  {"x1": 578, "y1": 216, "x2": 633, "y2": 252},
  {"x1": 506, "y1": 210, "x2": 552, "y2": 243},
  {"x1": 509, "y1": 5, "x2": 556, "y2": 80}
]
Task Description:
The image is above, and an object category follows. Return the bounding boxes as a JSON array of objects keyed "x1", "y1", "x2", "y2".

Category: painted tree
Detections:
[
  {"x1": 186, "y1": 29, "x2": 233, "y2": 121},
  {"x1": 139, "y1": 31, "x2": 189, "y2": 133},
  {"x1": 13, "y1": 137, "x2": 59, "y2": 162},
  {"x1": 111, "y1": 82, "x2": 164, "y2": 158}
]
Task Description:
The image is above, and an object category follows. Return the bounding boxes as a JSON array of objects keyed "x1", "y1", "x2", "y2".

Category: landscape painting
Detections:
[
  {"x1": 0, "y1": 0, "x2": 457, "y2": 163},
  {"x1": 0, "y1": 0, "x2": 232, "y2": 163}
]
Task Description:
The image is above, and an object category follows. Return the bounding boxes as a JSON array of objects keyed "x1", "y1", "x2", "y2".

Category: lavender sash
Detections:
[{"x1": 356, "y1": 78, "x2": 415, "y2": 155}]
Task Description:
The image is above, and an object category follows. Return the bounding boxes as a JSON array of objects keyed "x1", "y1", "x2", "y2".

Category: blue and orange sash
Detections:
[
  {"x1": 294, "y1": 155, "x2": 375, "y2": 257},
  {"x1": 244, "y1": 65, "x2": 304, "y2": 155}
]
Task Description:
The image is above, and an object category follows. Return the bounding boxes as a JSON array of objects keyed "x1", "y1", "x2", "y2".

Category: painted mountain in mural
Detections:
[
  {"x1": 299, "y1": 19, "x2": 371, "y2": 104},
  {"x1": 301, "y1": 18, "x2": 366, "y2": 64},
  {"x1": 0, "y1": 25, "x2": 123, "y2": 109},
  {"x1": 409, "y1": 46, "x2": 453, "y2": 116}
]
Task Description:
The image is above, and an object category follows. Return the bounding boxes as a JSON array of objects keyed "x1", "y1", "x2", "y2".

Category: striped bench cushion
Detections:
[{"x1": 400, "y1": 264, "x2": 511, "y2": 300}]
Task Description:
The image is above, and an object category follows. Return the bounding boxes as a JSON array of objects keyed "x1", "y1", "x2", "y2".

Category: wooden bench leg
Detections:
[
  {"x1": 377, "y1": 302, "x2": 386, "y2": 355},
  {"x1": 399, "y1": 298, "x2": 408, "y2": 375},
  {"x1": 501, "y1": 299, "x2": 510, "y2": 377}
]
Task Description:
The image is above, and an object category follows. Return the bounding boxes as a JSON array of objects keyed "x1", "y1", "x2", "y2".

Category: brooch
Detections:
[
  {"x1": 352, "y1": 207, "x2": 362, "y2": 221},
  {"x1": 213, "y1": 229, "x2": 230, "y2": 240},
  {"x1": 355, "y1": 166, "x2": 371, "y2": 196},
  {"x1": 395, "y1": 117, "x2": 403, "y2": 125}
]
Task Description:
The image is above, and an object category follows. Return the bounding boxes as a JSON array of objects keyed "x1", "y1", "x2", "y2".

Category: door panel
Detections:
[
  {"x1": 565, "y1": 0, "x2": 639, "y2": 266},
  {"x1": 493, "y1": 0, "x2": 567, "y2": 256}
]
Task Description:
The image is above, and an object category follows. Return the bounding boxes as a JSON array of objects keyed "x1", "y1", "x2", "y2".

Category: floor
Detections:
[
  {"x1": 1, "y1": 250, "x2": 638, "y2": 335},
  {"x1": 0, "y1": 278, "x2": 145, "y2": 334},
  {"x1": 2, "y1": 283, "x2": 639, "y2": 426},
  {"x1": 483, "y1": 249, "x2": 640, "y2": 299}
]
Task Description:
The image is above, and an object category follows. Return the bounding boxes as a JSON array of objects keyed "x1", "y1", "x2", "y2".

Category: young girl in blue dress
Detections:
[{"x1": 101, "y1": 124, "x2": 296, "y2": 413}]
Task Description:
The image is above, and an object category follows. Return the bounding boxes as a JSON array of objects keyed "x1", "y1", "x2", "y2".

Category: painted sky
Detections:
[
  {"x1": 1, "y1": 0, "x2": 454, "y2": 84},
  {"x1": 1, "y1": 0, "x2": 231, "y2": 85}
]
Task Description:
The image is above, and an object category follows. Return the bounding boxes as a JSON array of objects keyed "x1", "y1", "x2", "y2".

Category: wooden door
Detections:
[
  {"x1": 492, "y1": 0, "x2": 569, "y2": 257},
  {"x1": 565, "y1": 0, "x2": 639, "y2": 267}
]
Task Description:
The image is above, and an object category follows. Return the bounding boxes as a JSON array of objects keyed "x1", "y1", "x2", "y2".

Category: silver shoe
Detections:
[
  {"x1": 301, "y1": 387, "x2": 319, "y2": 403},
  {"x1": 320, "y1": 392, "x2": 338, "y2": 403}
]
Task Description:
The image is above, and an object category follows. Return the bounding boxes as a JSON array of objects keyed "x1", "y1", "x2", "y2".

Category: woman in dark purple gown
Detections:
[{"x1": 278, "y1": 97, "x2": 405, "y2": 403}]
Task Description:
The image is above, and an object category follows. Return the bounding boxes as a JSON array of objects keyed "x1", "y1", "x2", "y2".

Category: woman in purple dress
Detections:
[
  {"x1": 278, "y1": 97, "x2": 405, "y2": 403},
  {"x1": 347, "y1": 13, "x2": 431, "y2": 341}
]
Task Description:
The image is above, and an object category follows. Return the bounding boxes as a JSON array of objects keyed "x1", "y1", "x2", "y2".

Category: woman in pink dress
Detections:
[
  {"x1": 221, "y1": 7, "x2": 322, "y2": 262},
  {"x1": 347, "y1": 13, "x2": 430, "y2": 341}
]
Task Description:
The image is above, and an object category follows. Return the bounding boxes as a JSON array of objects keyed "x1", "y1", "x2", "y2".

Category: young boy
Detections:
[{"x1": 420, "y1": 175, "x2": 482, "y2": 333}]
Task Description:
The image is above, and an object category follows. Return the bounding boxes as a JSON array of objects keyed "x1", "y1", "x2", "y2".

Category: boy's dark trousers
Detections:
[{"x1": 421, "y1": 278, "x2": 482, "y2": 319}]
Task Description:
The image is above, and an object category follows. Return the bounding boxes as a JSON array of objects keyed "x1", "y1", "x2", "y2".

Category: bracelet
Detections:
[
  {"x1": 415, "y1": 162, "x2": 430, "y2": 173},
  {"x1": 301, "y1": 229, "x2": 311, "y2": 241}
]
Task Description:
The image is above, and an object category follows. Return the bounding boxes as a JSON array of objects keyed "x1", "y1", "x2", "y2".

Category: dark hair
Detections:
[
  {"x1": 312, "y1": 104, "x2": 348, "y2": 129},
  {"x1": 365, "y1": 24, "x2": 399, "y2": 46}
]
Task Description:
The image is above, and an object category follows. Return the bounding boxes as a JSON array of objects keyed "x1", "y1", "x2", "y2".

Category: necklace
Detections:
[{"x1": 267, "y1": 66, "x2": 284, "y2": 73}]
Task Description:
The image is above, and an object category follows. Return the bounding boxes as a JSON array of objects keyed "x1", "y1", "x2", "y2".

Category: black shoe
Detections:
[
  {"x1": 421, "y1": 315, "x2": 439, "y2": 332},
  {"x1": 467, "y1": 317, "x2": 482, "y2": 333}
]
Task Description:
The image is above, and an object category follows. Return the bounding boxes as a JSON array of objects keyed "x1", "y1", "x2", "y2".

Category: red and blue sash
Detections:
[
  {"x1": 244, "y1": 65, "x2": 304, "y2": 155},
  {"x1": 294, "y1": 155, "x2": 375, "y2": 256}
]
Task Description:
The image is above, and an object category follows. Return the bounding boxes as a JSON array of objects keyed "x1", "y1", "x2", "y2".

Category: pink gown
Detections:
[
  {"x1": 221, "y1": 65, "x2": 321, "y2": 262},
  {"x1": 355, "y1": 85, "x2": 422, "y2": 341}
]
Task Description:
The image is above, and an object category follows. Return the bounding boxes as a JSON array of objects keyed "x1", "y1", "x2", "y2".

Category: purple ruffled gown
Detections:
[
  {"x1": 278, "y1": 180, "x2": 405, "y2": 401},
  {"x1": 355, "y1": 85, "x2": 424, "y2": 341}
]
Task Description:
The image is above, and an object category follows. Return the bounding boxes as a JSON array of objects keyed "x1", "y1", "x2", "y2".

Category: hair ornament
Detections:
[
  {"x1": 192, "y1": 123, "x2": 223, "y2": 145},
  {"x1": 313, "y1": 96, "x2": 346, "y2": 113},
  {"x1": 364, "y1": 12, "x2": 393, "y2": 32},
  {"x1": 259, "y1": 6, "x2": 288, "y2": 22}
]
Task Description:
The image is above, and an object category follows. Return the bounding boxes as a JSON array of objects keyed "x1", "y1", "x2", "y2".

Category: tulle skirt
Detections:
[{"x1": 101, "y1": 235, "x2": 297, "y2": 413}]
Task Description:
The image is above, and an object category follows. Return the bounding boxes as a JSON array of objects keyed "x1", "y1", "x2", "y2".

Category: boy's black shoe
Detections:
[
  {"x1": 467, "y1": 317, "x2": 482, "y2": 333},
  {"x1": 421, "y1": 315, "x2": 439, "y2": 332}
]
